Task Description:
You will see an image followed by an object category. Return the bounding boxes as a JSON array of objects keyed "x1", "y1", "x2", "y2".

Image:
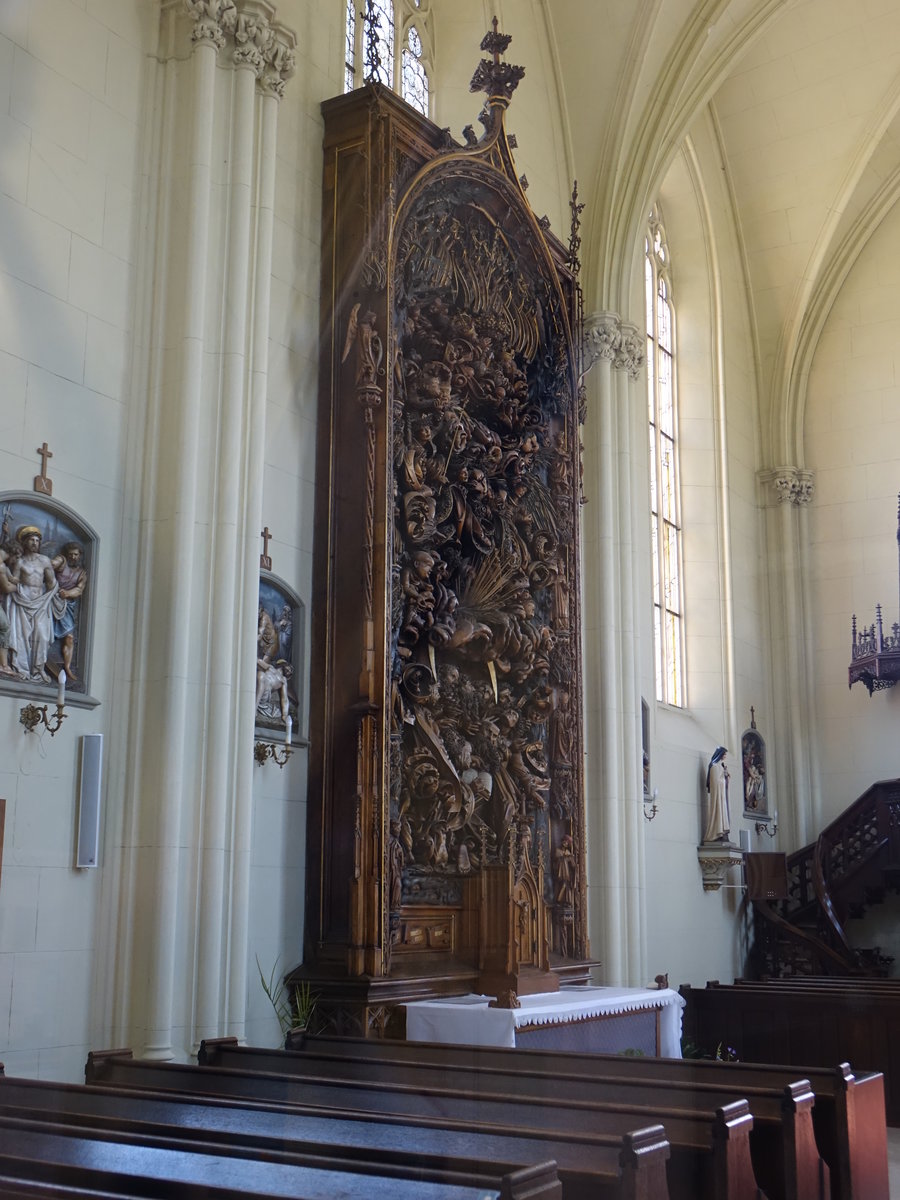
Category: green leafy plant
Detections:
[
  {"x1": 680, "y1": 1036, "x2": 740, "y2": 1062},
  {"x1": 256, "y1": 956, "x2": 317, "y2": 1039}
]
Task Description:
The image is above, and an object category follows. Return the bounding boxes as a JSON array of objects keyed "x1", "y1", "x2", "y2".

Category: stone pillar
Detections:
[
  {"x1": 123, "y1": 0, "x2": 296, "y2": 1060},
  {"x1": 581, "y1": 311, "x2": 647, "y2": 986},
  {"x1": 759, "y1": 466, "x2": 819, "y2": 846}
]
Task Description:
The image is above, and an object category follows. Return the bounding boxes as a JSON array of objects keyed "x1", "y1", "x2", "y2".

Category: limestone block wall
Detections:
[{"x1": 0, "y1": 0, "x2": 335, "y2": 1078}]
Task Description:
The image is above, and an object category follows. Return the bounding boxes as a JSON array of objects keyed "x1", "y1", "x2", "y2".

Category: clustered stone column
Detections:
[
  {"x1": 759, "y1": 465, "x2": 820, "y2": 847},
  {"x1": 120, "y1": 0, "x2": 296, "y2": 1062},
  {"x1": 580, "y1": 311, "x2": 648, "y2": 986}
]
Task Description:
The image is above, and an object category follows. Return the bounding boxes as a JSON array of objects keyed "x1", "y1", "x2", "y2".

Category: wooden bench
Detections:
[
  {"x1": 86, "y1": 1048, "x2": 758, "y2": 1200},
  {"x1": 200, "y1": 1036, "x2": 826, "y2": 1200},
  {"x1": 682, "y1": 978, "x2": 900, "y2": 1128},
  {"x1": 0, "y1": 1108, "x2": 510, "y2": 1200},
  {"x1": 275, "y1": 1031, "x2": 883, "y2": 1200},
  {"x1": 0, "y1": 1072, "x2": 577, "y2": 1200}
]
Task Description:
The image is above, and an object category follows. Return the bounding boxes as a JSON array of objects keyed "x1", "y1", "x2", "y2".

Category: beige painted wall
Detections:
[{"x1": 805, "y1": 200, "x2": 900, "y2": 821}]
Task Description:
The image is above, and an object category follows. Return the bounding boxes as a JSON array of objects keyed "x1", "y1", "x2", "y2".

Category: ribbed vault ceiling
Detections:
[{"x1": 433, "y1": 0, "x2": 900, "y2": 462}]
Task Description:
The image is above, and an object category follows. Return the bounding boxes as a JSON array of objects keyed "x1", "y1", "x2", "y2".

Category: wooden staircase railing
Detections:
[{"x1": 751, "y1": 778, "x2": 900, "y2": 977}]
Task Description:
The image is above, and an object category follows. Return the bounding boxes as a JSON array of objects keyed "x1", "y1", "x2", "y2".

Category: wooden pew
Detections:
[
  {"x1": 86, "y1": 1048, "x2": 756, "y2": 1200},
  {"x1": 275, "y1": 1032, "x2": 882, "y2": 1200},
  {"x1": 682, "y1": 978, "x2": 900, "y2": 1129},
  {"x1": 0, "y1": 1109, "x2": 510, "y2": 1200},
  {"x1": 0, "y1": 1072, "x2": 578, "y2": 1200},
  {"x1": 200, "y1": 1037, "x2": 825, "y2": 1200},
  {"x1": 735, "y1": 977, "x2": 900, "y2": 990}
]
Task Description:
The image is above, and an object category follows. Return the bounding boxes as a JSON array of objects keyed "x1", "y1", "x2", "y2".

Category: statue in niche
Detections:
[
  {"x1": 0, "y1": 497, "x2": 94, "y2": 691},
  {"x1": 704, "y1": 746, "x2": 731, "y2": 843}
]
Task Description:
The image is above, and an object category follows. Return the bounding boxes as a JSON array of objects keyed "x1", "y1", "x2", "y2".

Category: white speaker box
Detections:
[
  {"x1": 738, "y1": 828, "x2": 751, "y2": 852},
  {"x1": 76, "y1": 733, "x2": 103, "y2": 868}
]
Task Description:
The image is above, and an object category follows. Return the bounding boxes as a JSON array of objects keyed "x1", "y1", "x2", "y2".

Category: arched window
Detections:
[
  {"x1": 345, "y1": 0, "x2": 431, "y2": 117},
  {"x1": 645, "y1": 207, "x2": 685, "y2": 707}
]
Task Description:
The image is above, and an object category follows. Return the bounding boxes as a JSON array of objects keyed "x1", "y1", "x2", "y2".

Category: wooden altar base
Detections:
[{"x1": 285, "y1": 957, "x2": 599, "y2": 1040}]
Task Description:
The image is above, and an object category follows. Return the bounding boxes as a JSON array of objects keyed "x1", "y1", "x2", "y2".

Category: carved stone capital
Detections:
[
  {"x1": 583, "y1": 311, "x2": 621, "y2": 374},
  {"x1": 233, "y1": 9, "x2": 271, "y2": 71},
  {"x1": 259, "y1": 24, "x2": 296, "y2": 97},
  {"x1": 617, "y1": 322, "x2": 645, "y2": 381},
  {"x1": 760, "y1": 467, "x2": 815, "y2": 506},
  {"x1": 184, "y1": 0, "x2": 237, "y2": 48},
  {"x1": 181, "y1": 0, "x2": 296, "y2": 94},
  {"x1": 583, "y1": 313, "x2": 645, "y2": 380}
]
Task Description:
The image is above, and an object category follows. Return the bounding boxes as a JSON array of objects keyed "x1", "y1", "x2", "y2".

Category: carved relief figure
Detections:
[
  {"x1": 387, "y1": 174, "x2": 582, "y2": 927},
  {"x1": 52, "y1": 543, "x2": 87, "y2": 680},
  {"x1": 0, "y1": 498, "x2": 94, "y2": 691},
  {"x1": 741, "y1": 726, "x2": 768, "y2": 816},
  {"x1": 3, "y1": 526, "x2": 66, "y2": 682},
  {"x1": 342, "y1": 303, "x2": 383, "y2": 391},
  {"x1": 256, "y1": 574, "x2": 301, "y2": 735}
]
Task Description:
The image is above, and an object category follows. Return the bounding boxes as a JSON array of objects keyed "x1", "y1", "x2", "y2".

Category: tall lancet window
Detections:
[
  {"x1": 401, "y1": 25, "x2": 429, "y2": 114},
  {"x1": 645, "y1": 208, "x2": 685, "y2": 707},
  {"x1": 344, "y1": 1, "x2": 431, "y2": 117}
]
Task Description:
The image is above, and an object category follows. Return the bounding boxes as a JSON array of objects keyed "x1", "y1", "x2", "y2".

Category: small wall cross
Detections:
[
  {"x1": 260, "y1": 526, "x2": 273, "y2": 571},
  {"x1": 34, "y1": 442, "x2": 53, "y2": 495}
]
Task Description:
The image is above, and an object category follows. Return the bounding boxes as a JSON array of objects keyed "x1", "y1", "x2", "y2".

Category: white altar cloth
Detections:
[{"x1": 405, "y1": 986, "x2": 685, "y2": 1057}]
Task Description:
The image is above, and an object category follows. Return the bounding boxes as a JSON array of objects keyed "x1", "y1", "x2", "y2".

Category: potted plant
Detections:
[{"x1": 256, "y1": 956, "x2": 318, "y2": 1046}]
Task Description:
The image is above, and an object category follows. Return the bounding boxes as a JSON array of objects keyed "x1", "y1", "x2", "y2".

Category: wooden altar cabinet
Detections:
[{"x1": 292, "y1": 26, "x2": 592, "y2": 1033}]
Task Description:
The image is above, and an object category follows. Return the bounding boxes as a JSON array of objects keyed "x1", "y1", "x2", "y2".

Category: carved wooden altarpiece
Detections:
[{"x1": 293, "y1": 25, "x2": 592, "y2": 1035}]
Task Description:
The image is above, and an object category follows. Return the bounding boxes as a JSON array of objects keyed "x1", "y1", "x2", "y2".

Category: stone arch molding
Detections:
[
  {"x1": 583, "y1": 0, "x2": 791, "y2": 318},
  {"x1": 779, "y1": 157, "x2": 900, "y2": 471},
  {"x1": 0, "y1": 492, "x2": 100, "y2": 706}
]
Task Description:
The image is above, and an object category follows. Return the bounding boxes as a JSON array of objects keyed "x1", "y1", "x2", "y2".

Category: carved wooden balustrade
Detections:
[{"x1": 752, "y1": 779, "x2": 900, "y2": 977}]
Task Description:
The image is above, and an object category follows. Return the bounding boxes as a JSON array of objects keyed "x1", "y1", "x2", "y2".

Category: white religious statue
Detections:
[
  {"x1": 704, "y1": 746, "x2": 731, "y2": 843},
  {"x1": 3, "y1": 526, "x2": 67, "y2": 682}
]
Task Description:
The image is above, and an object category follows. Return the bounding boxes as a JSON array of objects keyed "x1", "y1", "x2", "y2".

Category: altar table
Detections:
[{"x1": 405, "y1": 986, "x2": 685, "y2": 1057}]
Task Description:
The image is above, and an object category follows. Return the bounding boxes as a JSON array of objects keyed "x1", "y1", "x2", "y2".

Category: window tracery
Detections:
[
  {"x1": 645, "y1": 207, "x2": 685, "y2": 707},
  {"x1": 344, "y1": 0, "x2": 432, "y2": 116}
]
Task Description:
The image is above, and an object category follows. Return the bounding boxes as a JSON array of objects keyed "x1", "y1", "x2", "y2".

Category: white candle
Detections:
[
  {"x1": 285, "y1": 715, "x2": 292, "y2": 746},
  {"x1": 57, "y1": 669, "x2": 66, "y2": 706}
]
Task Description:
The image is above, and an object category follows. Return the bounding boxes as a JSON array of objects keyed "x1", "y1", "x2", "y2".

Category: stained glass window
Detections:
[
  {"x1": 345, "y1": 0, "x2": 357, "y2": 93},
  {"x1": 368, "y1": 0, "x2": 394, "y2": 87},
  {"x1": 344, "y1": 0, "x2": 430, "y2": 114},
  {"x1": 401, "y1": 25, "x2": 429, "y2": 114},
  {"x1": 645, "y1": 208, "x2": 684, "y2": 707}
]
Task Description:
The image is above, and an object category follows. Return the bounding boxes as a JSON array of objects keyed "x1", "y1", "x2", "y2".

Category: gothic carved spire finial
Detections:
[
  {"x1": 469, "y1": 17, "x2": 525, "y2": 103},
  {"x1": 567, "y1": 180, "x2": 585, "y2": 279},
  {"x1": 363, "y1": 0, "x2": 383, "y2": 85}
]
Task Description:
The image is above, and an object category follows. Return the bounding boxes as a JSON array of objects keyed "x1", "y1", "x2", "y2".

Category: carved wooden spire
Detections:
[{"x1": 469, "y1": 16, "x2": 524, "y2": 101}]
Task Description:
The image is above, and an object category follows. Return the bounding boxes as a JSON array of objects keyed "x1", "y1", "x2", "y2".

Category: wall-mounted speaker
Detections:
[
  {"x1": 738, "y1": 829, "x2": 751, "y2": 853},
  {"x1": 76, "y1": 733, "x2": 103, "y2": 869}
]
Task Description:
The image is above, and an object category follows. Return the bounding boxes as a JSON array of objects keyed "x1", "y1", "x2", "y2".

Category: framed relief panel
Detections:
[
  {"x1": 741, "y1": 724, "x2": 769, "y2": 819},
  {"x1": 255, "y1": 571, "x2": 304, "y2": 742},
  {"x1": 0, "y1": 492, "x2": 98, "y2": 705}
]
